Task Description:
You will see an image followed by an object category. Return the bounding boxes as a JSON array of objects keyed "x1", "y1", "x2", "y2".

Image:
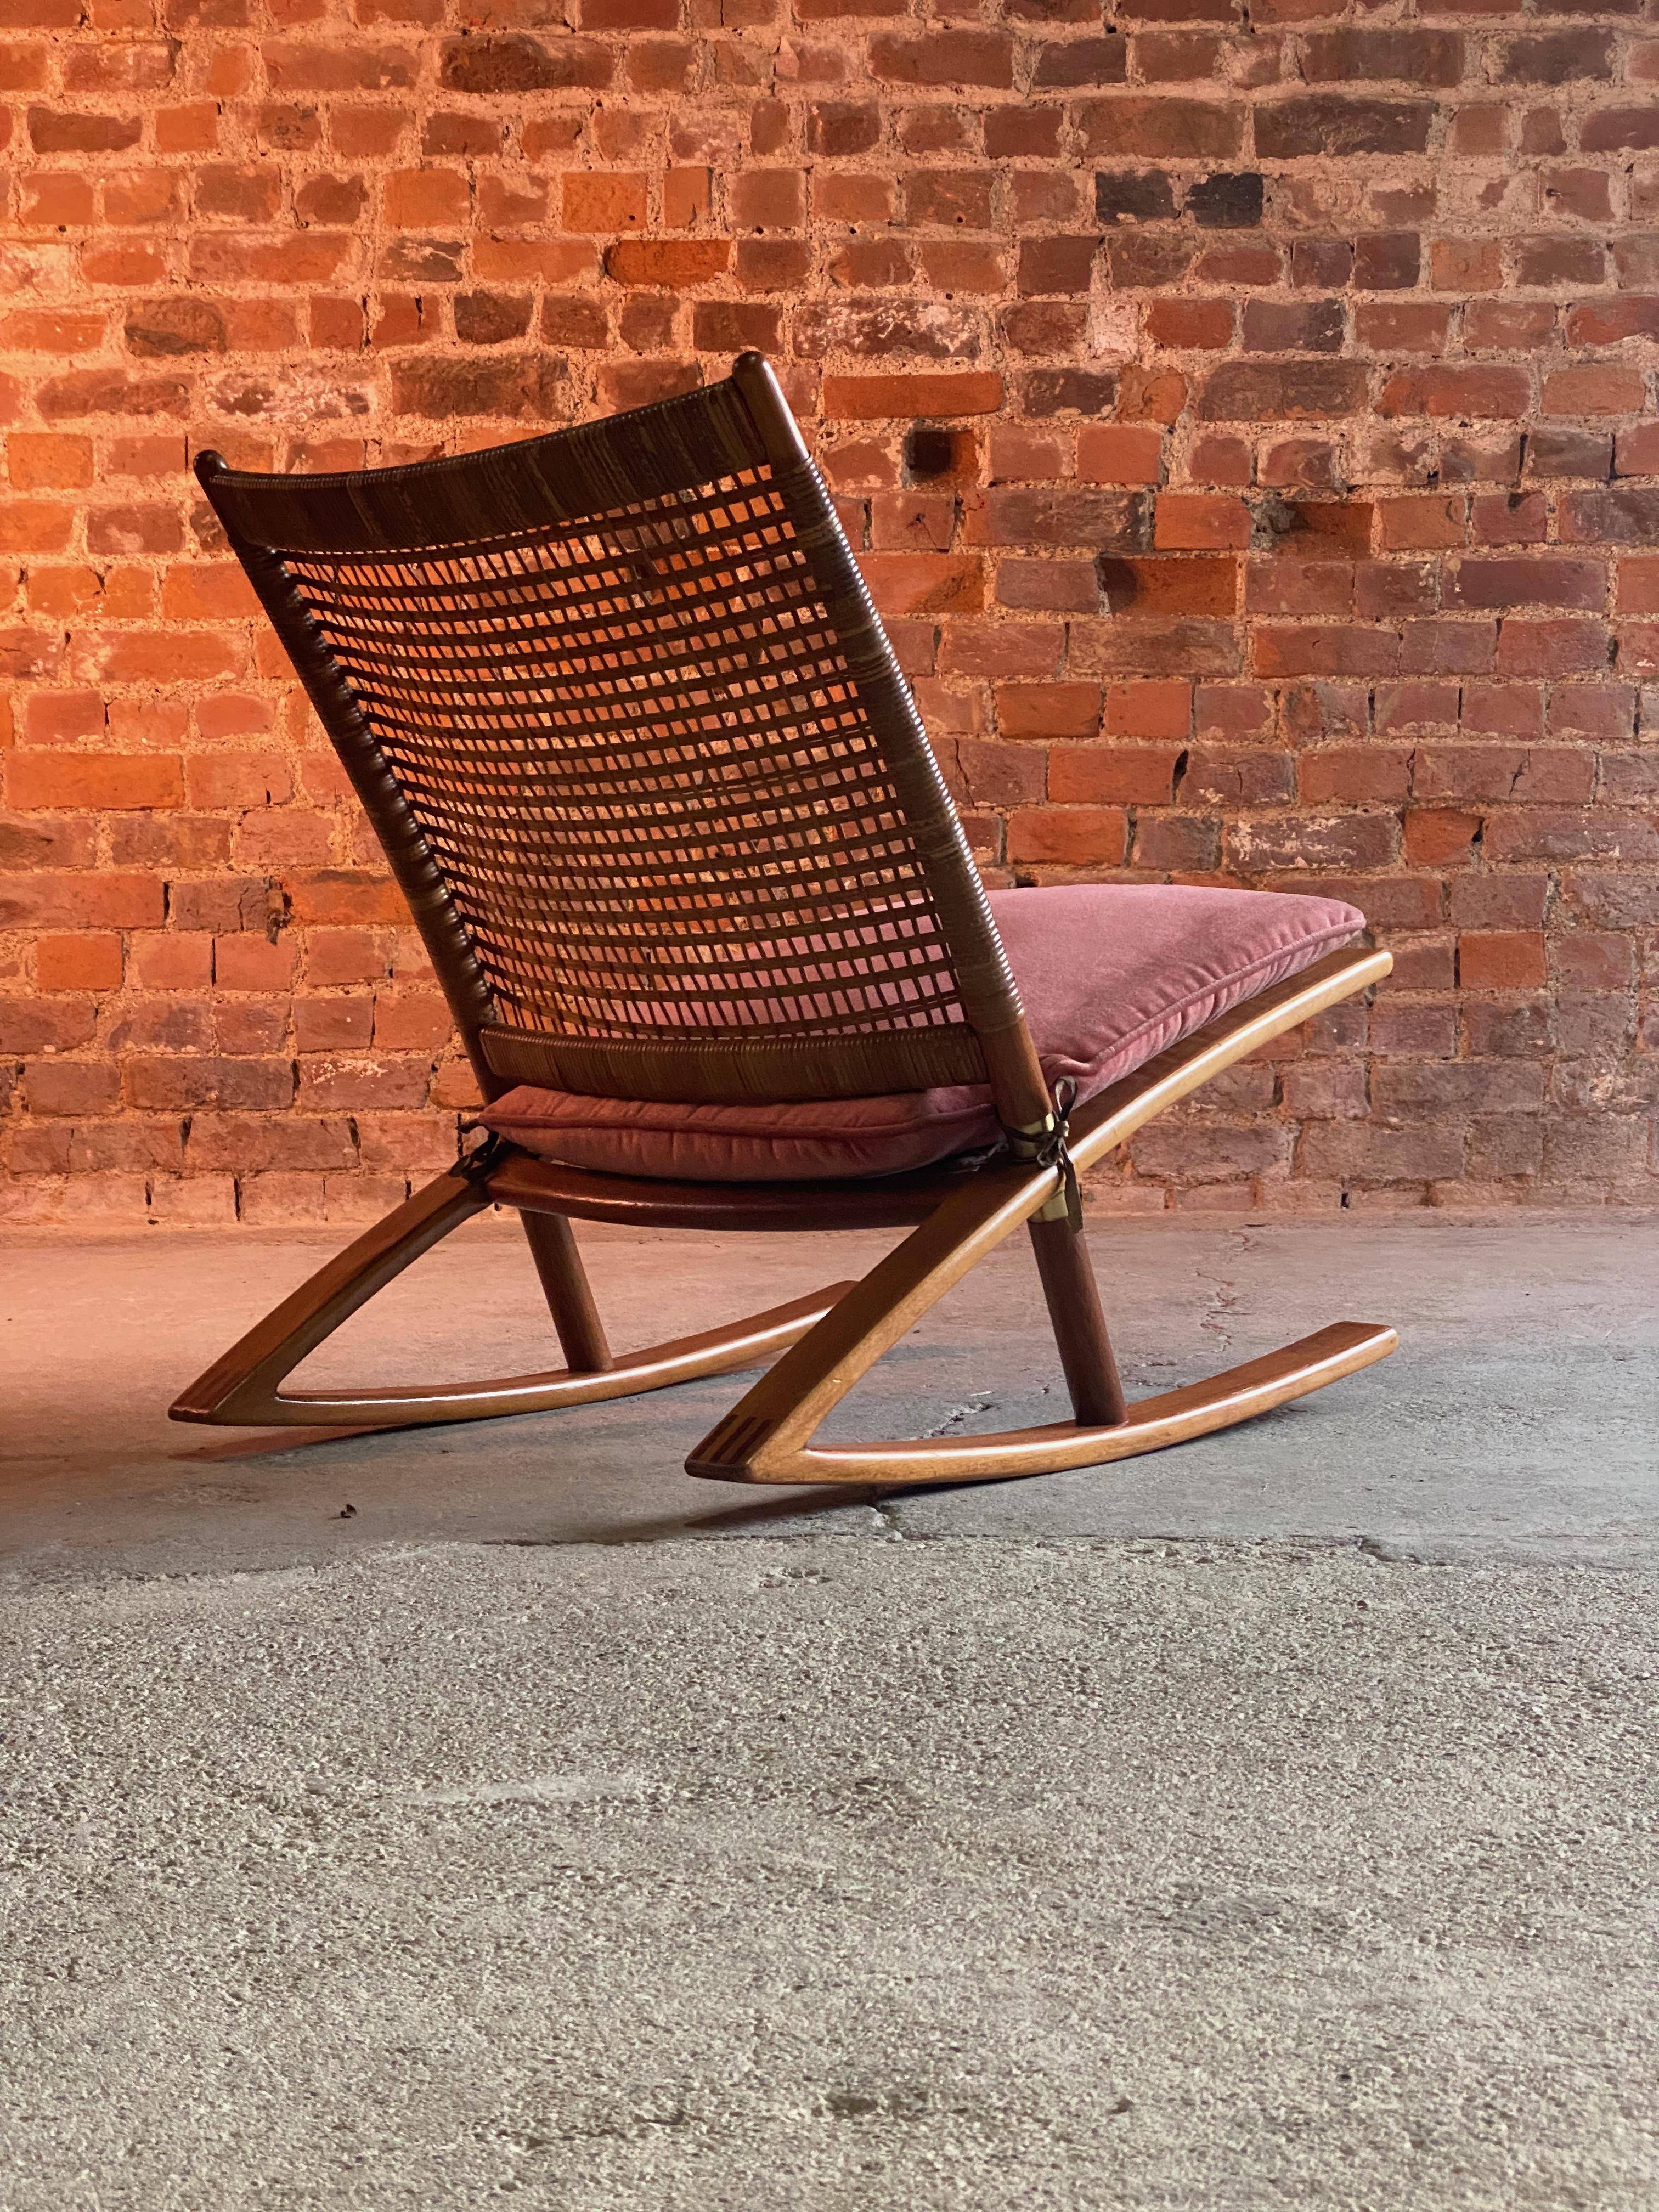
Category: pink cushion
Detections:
[{"x1": 482, "y1": 884, "x2": 1364, "y2": 1183}]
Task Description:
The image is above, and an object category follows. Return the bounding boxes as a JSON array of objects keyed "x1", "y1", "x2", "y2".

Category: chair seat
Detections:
[{"x1": 482, "y1": 884, "x2": 1365, "y2": 1183}]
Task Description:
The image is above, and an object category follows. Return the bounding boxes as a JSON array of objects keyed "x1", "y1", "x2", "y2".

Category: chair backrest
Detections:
[{"x1": 198, "y1": 353, "x2": 1050, "y2": 1127}]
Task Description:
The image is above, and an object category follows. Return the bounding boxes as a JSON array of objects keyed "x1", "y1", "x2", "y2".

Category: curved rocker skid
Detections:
[
  {"x1": 169, "y1": 1163, "x2": 854, "y2": 1430},
  {"x1": 686, "y1": 946, "x2": 1398, "y2": 1488},
  {"x1": 690, "y1": 1323, "x2": 1397, "y2": 1487}
]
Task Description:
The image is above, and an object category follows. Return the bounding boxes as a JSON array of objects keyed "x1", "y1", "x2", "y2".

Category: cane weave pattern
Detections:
[{"x1": 279, "y1": 464, "x2": 984, "y2": 1102}]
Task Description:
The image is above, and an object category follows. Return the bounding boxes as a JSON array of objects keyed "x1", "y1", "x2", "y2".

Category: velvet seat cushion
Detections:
[{"x1": 481, "y1": 884, "x2": 1365, "y2": 1183}]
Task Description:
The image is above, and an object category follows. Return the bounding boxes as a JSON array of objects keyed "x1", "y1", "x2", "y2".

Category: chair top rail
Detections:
[{"x1": 196, "y1": 369, "x2": 786, "y2": 558}]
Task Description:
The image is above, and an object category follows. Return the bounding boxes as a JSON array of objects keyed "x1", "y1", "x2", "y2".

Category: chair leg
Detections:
[
  {"x1": 1026, "y1": 1212, "x2": 1126, "y2": 1427},
  {"x1": 521, "y1": 1211, "x2": 613, "y2": 1375}
]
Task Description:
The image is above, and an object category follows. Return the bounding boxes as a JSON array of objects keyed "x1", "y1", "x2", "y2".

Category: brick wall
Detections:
[{"x1": 2, "y1": 1, "x2": 1657, "y2": 1226}]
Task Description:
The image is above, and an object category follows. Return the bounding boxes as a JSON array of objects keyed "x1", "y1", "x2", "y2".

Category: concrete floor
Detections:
[{"x1": 1, "y1": 1211, "x2": 1656, "y2": 2207}]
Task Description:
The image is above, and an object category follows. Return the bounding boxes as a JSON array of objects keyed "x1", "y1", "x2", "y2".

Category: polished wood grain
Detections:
[
  {"x1": 520, "y1": 1210, "x2": 613, "y2": 1376},
  {"x1": 1027, "y1": 1212, "x2": 1127, "y2": 1428},
  {"x1": 689, "y1": 1324, "x2": 1398, "y2": 1487}
]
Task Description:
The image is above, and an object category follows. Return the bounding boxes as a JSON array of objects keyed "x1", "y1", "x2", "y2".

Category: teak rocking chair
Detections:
[{"x1": 172, "y1": 353, "x2": 1396, "y2": 1486}]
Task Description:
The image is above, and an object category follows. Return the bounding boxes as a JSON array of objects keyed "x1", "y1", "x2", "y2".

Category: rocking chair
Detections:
[{"x1": 172, "y1": 353, "x2": 1395, "y2": 1486}]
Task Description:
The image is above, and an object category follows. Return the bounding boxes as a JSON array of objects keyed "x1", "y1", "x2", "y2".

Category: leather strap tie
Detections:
[
  {"x1": 1000, "y1": 1077, "x2": 1083, "y2": 1233},
  {"x1": 454, "y1": 1128, "x2": 512, "y2": 1185}
]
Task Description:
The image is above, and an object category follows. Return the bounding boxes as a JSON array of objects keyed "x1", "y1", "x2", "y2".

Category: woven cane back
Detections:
[{"x1": 198, "y1": 356, "x2": 1048, "y2": 1122}]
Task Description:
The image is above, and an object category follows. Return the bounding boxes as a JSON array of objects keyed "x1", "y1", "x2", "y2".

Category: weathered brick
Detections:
[
  {"x1": 1255, "y1": 99, "x2": 1433, "y2": 159},
  {"x1": 1081, "y1": 99, "x2": 1244, "y2": 160},
  {"x1": 1197, "y1": 363, "x2": 1367, "y2": 420},
  {"x1": 1300, "y1": 30, "x2": 1464, "y2": 86},
  {"x1": 436, "y1": 36, "x2": 610, "y2": 94}
]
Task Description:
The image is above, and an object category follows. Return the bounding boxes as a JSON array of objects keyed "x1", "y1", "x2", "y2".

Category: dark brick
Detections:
[
  {"x1": 1094, "y1": 170, "x2": 1177, "y2": 223},
  {"x1": 27, "y1": 105, "x2": 142, "y2": 153},
  {"x1": 1002, "y1": 301, "x2": 1088, "y2": 356},
  {"x1": 540, "y1": 295, "x2": 608, "y2": 347},
  {"x1": 905, "y1": 427, "x2": 973, "y2": 481},
  {"x1": 421, "y1": 111, "x2": 503, "y2": 157},
  {"x1": 970, "y1": 487, "x2": 1149, "y2": 548},
  {"x1": 1444, "y1": 557, "x2": 1607, "y2": 612},
  {"x1": 1017, "y1": 237, "x2": 1101, "y2": 295},
  {"x1": 1186, "y1": 171, "x2": 1263, "y2": 228},
  {"x1": 1580, "y1": 106, "x2": 1659, "y2": 154},
  {"x1": 1526, "y1": 428, "x2": 1611, "y2": 482},
  {"x1": 1515, "y1": 235, "x2": 1605, "y2": 289},
  {"x1": 1107, "y1": 233, "x2": 1195, "y2": 287},
  {"x1": 1561, "y1": 488, "x2": 1659, "y2": 544},
  {"x1": 1021, "y1": 368, "x2": 1120, "y2": 417},
  {"x1": 389, "y1": 353, "x2": 567, "y2": 420},
  {"x1": 453, "y1": 291, "x2": 532, "y2": 344}
]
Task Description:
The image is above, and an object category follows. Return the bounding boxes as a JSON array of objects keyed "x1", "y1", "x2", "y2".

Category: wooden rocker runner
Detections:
[{"x1": 172, "y1": 354, "x2": 1395, "y2": 1485}]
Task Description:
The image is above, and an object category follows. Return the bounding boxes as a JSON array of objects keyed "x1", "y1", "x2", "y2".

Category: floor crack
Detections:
[
  {"x1": 1194, "y1": 1224, "x2": 1258, "y2": 1357},
  {"x1": 921, "y1": 1392, "x2": 997, "y2": 1440}
]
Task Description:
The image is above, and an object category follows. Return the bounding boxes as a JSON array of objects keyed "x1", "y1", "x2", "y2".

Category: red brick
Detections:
[
  {"x1": 1496, "y1": 620, "x2": 1610, "y2": 679},
  {"x1": 1145, "y1": 300, "x2": 1234, "y2": 350},
  {"x1": 1459, "y1": 933, "x2": 1548, "y2": 991},
  {"x1": 36, "y1": 934, "x2": 123, "y2": 992},
  {"x1": 1081, "y1": 98, "x2": 1244, "y2": 159},
  {"x1": 1298, "y1": 749, "x2": 1412, "y2": 805},
  {"x1": 7, "y1": 435, "x2": 93, "y2": 492},
  {"x1": 1153, "y1": 494, "x2": 1249, "y2": 551},
  {"x1": 6, "y1": 754, "x2": 183, "y2": 810},
  {"x1": 1100, "y1": 557, "x2": 1237, "y2": 618},
  {"x1": 1404, "y1": 809, "x2": 1482, "y2": 866},
  {"x1": 857, "y1": 555, "x2": 986, "y2": 616},
  {"x1": 869, "y1": 33, "x2": 1014, "y2": 88},
  {"x1": 1251, "y1": 628, "x2": 1399, "y2": 679},
  {"x1": 1378, "y1": 498, "x2": 1466, "y2": 553},
  {"x1": 1104, "y1": 681, "x2": 1192, "y2": 738},
  {"x1": 604, "y1": 239, "x2": 731, "y2": 286},
  {"x1": 560, "y1": 173, "x2": 647, "y2": 232},
  {"x1": 1007, "y1": 806, "x2": 1128, "y2": 866},
  {"x1": 994, "y1": 685, "x2": 1101, "y2": 740},
  {"x1": 1076, "y1": 426, "x2": 1165, "y2": 485},
  {"x1": 1049, "y1": 747, "x2": 1181, "y2": 804},
  {"x1": 1379, "y1": 369, "x2": 1532, "y2": 421},
  {"x1": 1186, "y1": 436, "x2": 1256, "y2": 489},
  {"x1": 823, "y1": 373, "x2": 1005, "y2": 420}
]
